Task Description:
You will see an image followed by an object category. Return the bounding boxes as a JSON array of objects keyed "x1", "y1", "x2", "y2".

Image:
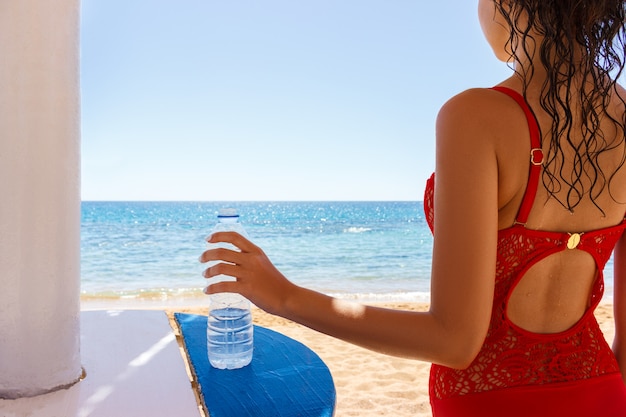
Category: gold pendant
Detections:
[{"x1": 567, "y1": 233, "x2": 581, "y2": 249}]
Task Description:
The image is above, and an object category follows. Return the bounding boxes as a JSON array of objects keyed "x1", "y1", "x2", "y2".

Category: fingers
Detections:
[
  {"x1": 202, "y1": 260, "x2": 239, "y2": 279},
  {"x1": 203, "y1": 280, "x2": 238, "y2": 295},
  {"x1": 201, "y1": 260, "x2": 244, "y2": 296},
  {"x1": 207, "y1": 231, "x2": 258, "y2": 253},
  {"x1": 199, "y1": 231, "x2": 266, "y2": 298},
  {"x1": 199, "y1": 246, "x2": 242, "y2": 265}
]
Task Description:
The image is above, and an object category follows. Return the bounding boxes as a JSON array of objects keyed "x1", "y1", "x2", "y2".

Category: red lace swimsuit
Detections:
[{"x1": 425, "y1": 87, "x2": 626, "y2": 417}]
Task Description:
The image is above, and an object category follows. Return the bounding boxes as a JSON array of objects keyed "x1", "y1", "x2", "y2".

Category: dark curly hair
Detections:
[{"x1": 495, "y1": 0, "x2": 626, "y2": 214}]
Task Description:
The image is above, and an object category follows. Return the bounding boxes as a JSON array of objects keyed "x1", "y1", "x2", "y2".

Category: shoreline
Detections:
[
  {"x1": 80, "y1": 298, "x2": 616, "y2": 417},
  {"x1": 79, "y1": 291, "x2": 433, "y2": 311}
]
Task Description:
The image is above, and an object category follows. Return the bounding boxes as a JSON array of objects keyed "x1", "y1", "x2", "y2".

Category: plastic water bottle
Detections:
[{"x1": 206, "y1": 208, "x2": 254, "y2": 369}]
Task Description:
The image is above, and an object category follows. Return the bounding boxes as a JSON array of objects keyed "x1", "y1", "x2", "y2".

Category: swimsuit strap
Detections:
[{"x1": 491, "y1": 86, "x2": 543, "y2": 226}]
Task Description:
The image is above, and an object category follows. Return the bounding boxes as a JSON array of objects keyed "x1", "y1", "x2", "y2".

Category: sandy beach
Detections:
[{"x1": 166, "y1": 302, "x2": 617, "y2": 417}]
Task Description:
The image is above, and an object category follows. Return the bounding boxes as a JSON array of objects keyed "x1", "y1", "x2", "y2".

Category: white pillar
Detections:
[{"x1": 0, "y1": 0, "x2": 81, "y2": 398}]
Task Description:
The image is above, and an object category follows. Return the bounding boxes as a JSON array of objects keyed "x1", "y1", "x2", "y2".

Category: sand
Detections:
[{"x1": 167, "y1": 302, "x2": 616, "y2": 417}]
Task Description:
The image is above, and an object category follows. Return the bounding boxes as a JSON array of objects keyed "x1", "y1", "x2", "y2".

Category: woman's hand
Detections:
[{"x1": 199, "y1": 231, "x2": 295, "y2": 316}]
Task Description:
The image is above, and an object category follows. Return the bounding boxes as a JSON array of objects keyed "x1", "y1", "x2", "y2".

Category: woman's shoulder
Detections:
[
  {"x1": 437, "y1": 87, "x2": 524, "y2": 127},
  {"x1": 436, "y1": 87, "x2": 529, "y2": 144}
]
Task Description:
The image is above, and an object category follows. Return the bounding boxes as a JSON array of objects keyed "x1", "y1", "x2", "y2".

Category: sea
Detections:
[{"x1": 80, "y1": 201, "x2": 616, "y2": 307}]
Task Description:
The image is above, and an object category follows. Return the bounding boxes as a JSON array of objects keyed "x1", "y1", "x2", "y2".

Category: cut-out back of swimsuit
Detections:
[{"x1": 425, "y1": 86, "x2": 626, "y2": 401}]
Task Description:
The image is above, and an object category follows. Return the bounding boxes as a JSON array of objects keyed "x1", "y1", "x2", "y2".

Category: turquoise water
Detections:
[
  {"x1": 81, "y1": 201, "x2": 433, "y2": 302},
  {"x1": 80, "y1": 201, "x2": 616, "y2": 304}
]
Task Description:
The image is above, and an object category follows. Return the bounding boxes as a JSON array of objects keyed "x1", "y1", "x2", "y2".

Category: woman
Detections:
[{"x1": 200, "y1": 1, "x2": 626, "y2": 415}]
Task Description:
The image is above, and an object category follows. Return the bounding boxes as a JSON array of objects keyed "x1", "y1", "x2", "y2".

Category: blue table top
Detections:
[{"x1": 174, "y1": 313, "x2": 336, "y2": 417}]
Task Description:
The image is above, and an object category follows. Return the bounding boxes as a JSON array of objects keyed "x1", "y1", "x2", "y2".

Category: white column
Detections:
[{"x1": 0, "y1": 0, "x2": 81, "y2": 398}]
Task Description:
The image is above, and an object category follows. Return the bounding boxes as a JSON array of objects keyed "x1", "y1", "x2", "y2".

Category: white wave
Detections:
[
  {"x1": 343, "y1": 227, "x2": 372, "y2": 234},
  {"x1": 326, "y1": 291, "x2": 430, "y2": 304}
]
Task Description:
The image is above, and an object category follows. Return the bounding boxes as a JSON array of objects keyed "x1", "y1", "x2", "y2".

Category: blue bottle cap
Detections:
[{"x1": 217, "y1": 208, "x2": 239, "y2": 218}]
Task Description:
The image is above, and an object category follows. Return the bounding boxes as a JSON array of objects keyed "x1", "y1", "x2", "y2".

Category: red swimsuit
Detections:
[{"x1": 425, "y1": 87, "x2": 626, "y2": 417}]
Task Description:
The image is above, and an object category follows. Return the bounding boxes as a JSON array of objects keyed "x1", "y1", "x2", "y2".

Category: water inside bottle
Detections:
[{"x1": 207, "y1": 307, "x2": 253, "y2": 369}]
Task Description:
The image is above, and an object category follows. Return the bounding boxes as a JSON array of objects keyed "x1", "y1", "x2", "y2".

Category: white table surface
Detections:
[{"x1": 0, "y1": 310, "x2": 201, "y2": 417}]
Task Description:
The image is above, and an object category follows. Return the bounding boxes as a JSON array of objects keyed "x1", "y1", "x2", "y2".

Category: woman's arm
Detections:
[
  {"x1": 200, "y1": 89, "x2": 500, "y2": 369},
  {"x1": 613, "y1": 232, "x2": 626, "y2": 383}
]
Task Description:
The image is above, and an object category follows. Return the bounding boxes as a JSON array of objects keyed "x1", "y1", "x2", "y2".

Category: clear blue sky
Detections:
[{"x1": 80, "y1": 0, "x2": 511, "y2": 201}]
